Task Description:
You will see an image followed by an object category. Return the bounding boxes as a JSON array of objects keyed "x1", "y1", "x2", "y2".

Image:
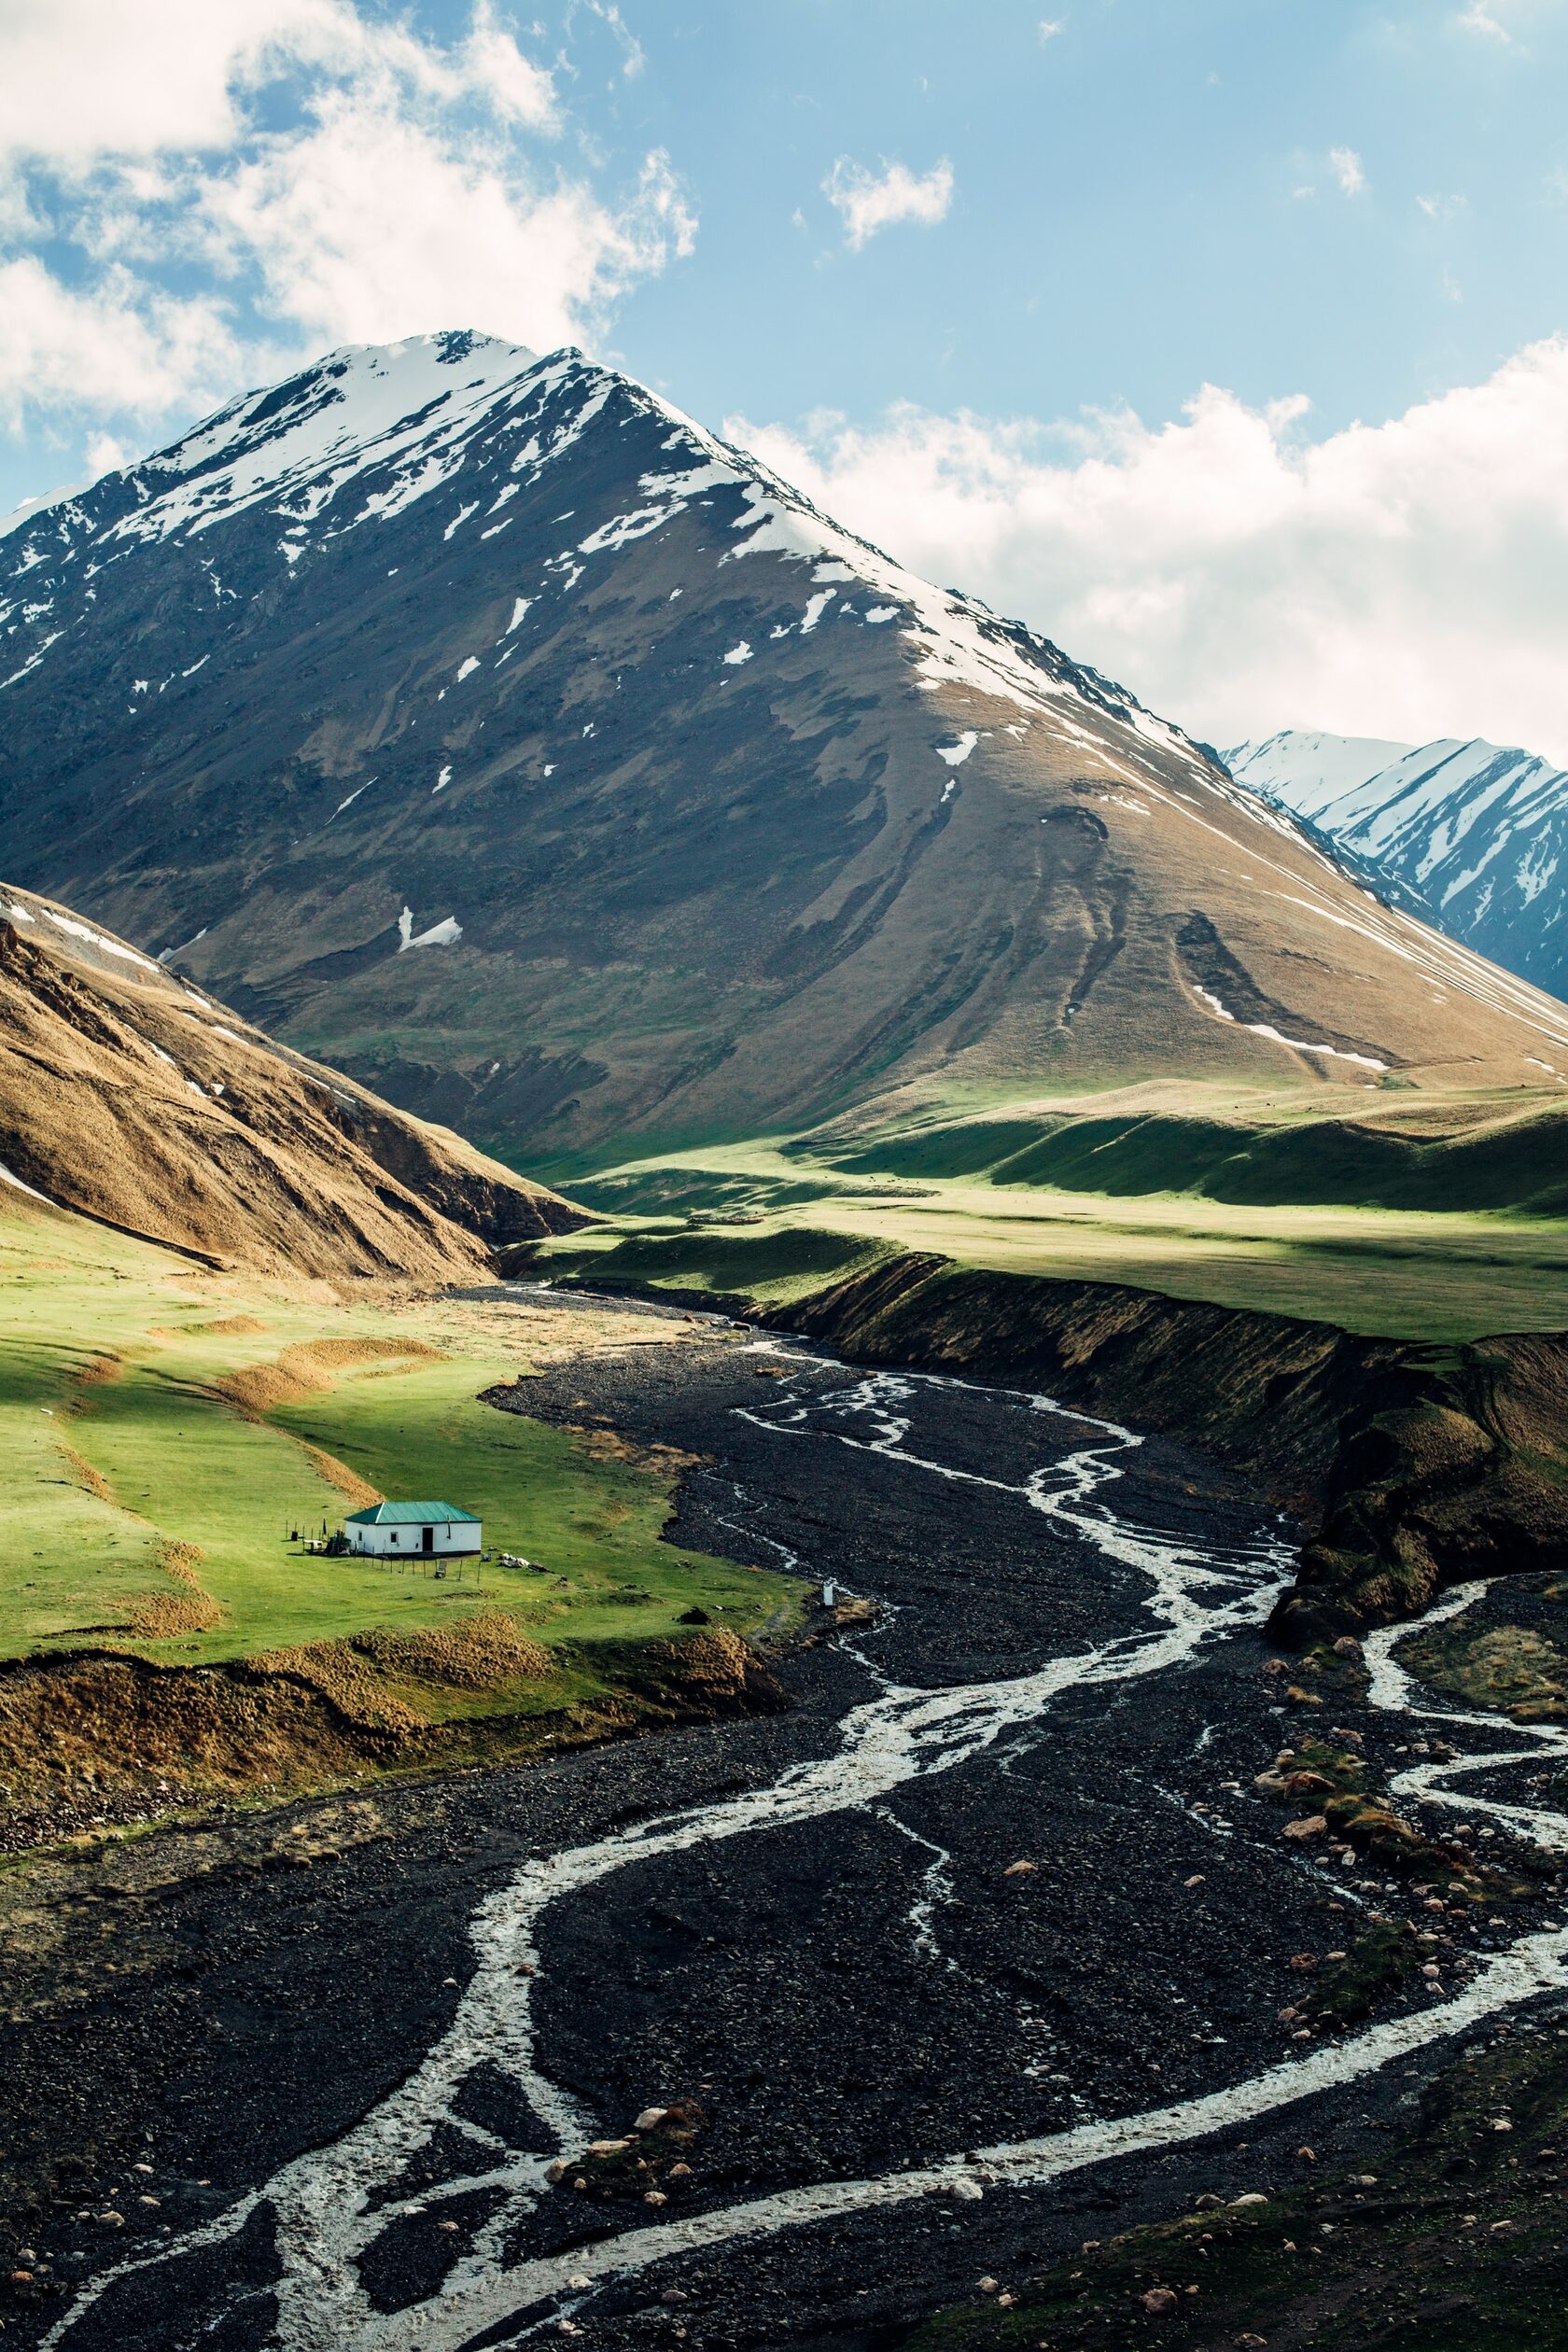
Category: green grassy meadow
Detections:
[
  {"x1": 0, "y1": 1197, "x2": 799, "y2": 1706},
  {"x1": 553, "y1": 1085, "x2": 1568, "y2": 1342}
]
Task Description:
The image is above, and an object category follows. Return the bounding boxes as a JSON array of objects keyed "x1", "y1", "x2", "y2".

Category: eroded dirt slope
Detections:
[{"x1": 0, "y1": 879, "x2": 583, "y2": 1276}]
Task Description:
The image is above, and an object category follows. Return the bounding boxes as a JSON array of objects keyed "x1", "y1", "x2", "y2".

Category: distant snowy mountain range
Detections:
[{"x1": 1227, "y1": 731, "x2": 1568, "y2": 1001}]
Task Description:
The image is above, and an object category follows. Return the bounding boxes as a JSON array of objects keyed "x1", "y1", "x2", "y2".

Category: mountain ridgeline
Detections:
[
  {"x1": 3, "y1": 330, "x2": 1568, "y2": 1176},
  {"x1": 0, "y1": 877, "x2": 581, "y2": 1277},
  {"x1": 1228, "y1": 729, "x2": 1568, "y2": 1009}
]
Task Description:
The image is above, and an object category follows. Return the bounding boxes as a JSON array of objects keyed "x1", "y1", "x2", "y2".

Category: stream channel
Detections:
[{"x1": 28, "y1": 1296, "x2": 1568, "y2": 2350}]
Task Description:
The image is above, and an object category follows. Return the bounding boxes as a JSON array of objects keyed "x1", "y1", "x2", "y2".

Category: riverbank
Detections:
[
  {"x1": 529, "y1": 1231, "x2": 1568, "y2": 1637},
  {"x1": 0, "y1": 1208, "x2": 805, "y2": 1858},
  {"x1": 12, "y1": 1308, "x2": 1568, "y2": 2349}
]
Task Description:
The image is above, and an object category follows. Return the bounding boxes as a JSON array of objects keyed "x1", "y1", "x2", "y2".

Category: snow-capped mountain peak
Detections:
[
  {"x1": 1, "y1": 328, "x2": 1214, "y2": 779},
  {"x1": 3, "y1": 341, "x2": 1567, "y2": 1166},
  {"x1": 1227, "y1": 728, "x2": 1568, "y2": 1001}
]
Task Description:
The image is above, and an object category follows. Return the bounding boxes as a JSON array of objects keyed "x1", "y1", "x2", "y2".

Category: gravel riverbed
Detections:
[{"x1": 7, "y1": 1301, "x2": 1564, "y2": 2351}]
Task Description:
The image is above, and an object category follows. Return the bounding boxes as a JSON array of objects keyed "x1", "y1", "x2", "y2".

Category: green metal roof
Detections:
[{"x1": 344, "y1": 1501, "x2": 481, "y2": 1526}]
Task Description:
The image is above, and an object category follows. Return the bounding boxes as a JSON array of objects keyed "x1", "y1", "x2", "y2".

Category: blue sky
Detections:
[
  {"x1": 588, "y1": 0, "x2": 1568, "y2": 449},
  {"x1": 5, "y1": 0, "x2": 1568, "y2": 754}
]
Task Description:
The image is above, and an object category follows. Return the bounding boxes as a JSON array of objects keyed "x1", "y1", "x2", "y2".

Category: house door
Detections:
[{"x1": 422, "y1": 1526, "x2": 433, "y2": 1554}]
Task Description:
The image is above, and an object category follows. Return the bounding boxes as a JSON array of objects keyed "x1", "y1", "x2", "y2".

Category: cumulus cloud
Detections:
[
  {"x1": 1459, "y1": 1, "x2": 1513, "y2": 37},
  {"x1": 727, "y1": 335, "x2": 1568, "y2": 767},
  {"x1": 0, "y1": 0, "x2": 557, "y2": 162},
  {"x1": 0, "y1": 0, "x2": 691, "y2": 460},
  {"x1": 1329, "y1": 146, "x2": 1366, "y2": 196},
  {"x1": 196, "y1": 102, "x2": 691, "y2": 357},
  {"x1": 0, "y1": 255, "x2": 246, "y2": 434},
  {"x1": 823, "y1": 156, "x2": 954, "y2": 249},
  {"x1": 1039, "y1": 18, "x2": 1066, "y2": 40}
]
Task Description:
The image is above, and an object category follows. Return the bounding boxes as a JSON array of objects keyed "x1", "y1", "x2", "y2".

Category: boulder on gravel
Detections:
[{"x1": 1283, "y1": 1813, "x2": 1329, "y2": 1841}]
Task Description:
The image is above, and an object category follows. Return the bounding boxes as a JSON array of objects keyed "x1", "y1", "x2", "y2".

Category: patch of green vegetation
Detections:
[
  {"x1": 1305, "y1": 1918, "x2": 1422, "y2": 2026},
  {"x1": 0, "y1": 1200, "x2": 803, "y2": 1749},
  {"x1": 545, "y1": 1222, "x2": 896, "y2": 1308},
  {"x1": 569, "y1": 1165, "x2": 834, "y2": 1217},
  {"x1": 553, "y1": 1087, "x2": 1568, "y2": 1342},
  {"x1": 269, "y1": 1367, "x2": 787, "y2": 1667},
  {"x1": 828, "y1": 1093, "x2": 1568, "y2": 1219},
  {"x1": 899, "y1": 2020, "x2": 1568, "y2": 2351},
  {"x1": 1405, "y1": 1621, "x2": 1568, "y2": 1724},
  {"x1": 1263, "y1": 1724, "x2": 1523, "y2": 1906}
]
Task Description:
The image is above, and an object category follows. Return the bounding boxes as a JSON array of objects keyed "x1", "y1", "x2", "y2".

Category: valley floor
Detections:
[
  {"x1": 7, "y1": 1299, "x2": 1568, "y2": 2348},
  {"x1": 0, "y1": 1200, "x2": 801, "y2": 1848},
  {"x1": 556, "y1": 1084, "x2": 1568, "y2": 1342}
]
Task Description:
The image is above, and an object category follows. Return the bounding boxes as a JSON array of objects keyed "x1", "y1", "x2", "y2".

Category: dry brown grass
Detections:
[
  {"x1": 71, "y1": 1353, "x2": 122, "y2": 1387},
  {"x1": 0, "y1": 1654, "x2": 383, "y2": 1797},
  {"x1": 299, "y1": 1440, "x2": 382, "y2": 1511},
  {"x1": 189, "y1": 1313, "x2": 269, "y2": 1336},
  {"x1": 0, "y1": 892, "x2": 579, "y2": 1281},
  {"x1": 255, "y1": 1610, "x2": 552, "y2": 1728},
  {"x1": 362, "y1": 1610, "x2": 552, "y2": 1690},
  {"x1": 56, "y1": 1444, "x2": 117, "y2": 1509},
  {"x1": 122, "y1": 1541, "x2": 225, "y2": 1640},
  {"x1": 566, "y1": 1422, "x2": 705, "y2": 1481},
  {"x1": 216, "y1": 1335, "x2": 442, "y2": 1419}
]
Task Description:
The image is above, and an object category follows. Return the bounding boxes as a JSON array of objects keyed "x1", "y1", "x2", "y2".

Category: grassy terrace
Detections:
[
  {"x1": 548, "y1": 1085, "x2": 1568, "y2": 1342},
  {"x1": 0, "y1": 1197, "x2": 801, "y2": 1767}
]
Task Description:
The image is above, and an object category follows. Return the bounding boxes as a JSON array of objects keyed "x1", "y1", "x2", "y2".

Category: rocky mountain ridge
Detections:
[
  {"x1": 0, "y1": 875, "x2": 581, "y2": 1276},
  {"x1": 1228, "y1": 728, "x2": 1568, "y2": 1010},
  {"x1": 3, "y1": 332, "x2": 1567, "y2": 1169}
]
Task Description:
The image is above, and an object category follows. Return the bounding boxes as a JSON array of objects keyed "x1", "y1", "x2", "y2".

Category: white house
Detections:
[{"x1": 344, "y1": 1501, "x2": 482, "y2": 1558}]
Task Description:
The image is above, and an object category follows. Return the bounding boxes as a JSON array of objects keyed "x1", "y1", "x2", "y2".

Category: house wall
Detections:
[{"x1": 346, "y1": 1521, "x2": 482, "y2": 1557}]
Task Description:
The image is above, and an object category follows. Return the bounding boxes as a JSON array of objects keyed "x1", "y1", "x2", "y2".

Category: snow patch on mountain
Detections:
[{"x1": 398, "y1": 907, "x2": 462, "y2": 950}]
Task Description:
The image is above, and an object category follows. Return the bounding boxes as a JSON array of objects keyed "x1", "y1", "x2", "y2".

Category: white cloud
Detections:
[
  {"x1": 0, "y1": 0, "x2": 304, "y2": 164},
  {"x1": 726, "y1": 334, "x2": 1568, "y2": 768},
  {"x1": 456, "y1": 4, "x2": 557, "y2": 126},
  {"x1": 84, "y1": 430, "x2": 129, "y2": 477},
  {"x1": 1459, "y1": 2, "x2": 1512, "y2": 38},
  {"x1": 576, "y1": 0, "x2": 647, "y2": 80},
  {"x1": 1038, "y1": 18, "x2": 1066, "y2": 39},
  {"x1": 0, "y1": 1, "x2": 690, "y2": 457},
  {"x1": 822, "y1": 155, "x2": 954, "y2": 250},
  {"x1": 0, "y1": 0, "x2": 557, "y2": 164},
  {"x1": 1329, "y1": 146, "x2": 1366, "y2": 197},
  {"x1": 197, "y1": 98, "x2": 690, "y2": 356},
  {"x1": 0, "y1": 255, "x2": 245, "y2": 434}
]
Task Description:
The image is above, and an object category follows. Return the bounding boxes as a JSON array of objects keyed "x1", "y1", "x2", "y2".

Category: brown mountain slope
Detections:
[
  {"x1": 3, "y1": 334, "x2": 1568, "y2": 1173},
  {"x1": 0, "y1": 880, "x2": 582, "y2": 1277}
]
